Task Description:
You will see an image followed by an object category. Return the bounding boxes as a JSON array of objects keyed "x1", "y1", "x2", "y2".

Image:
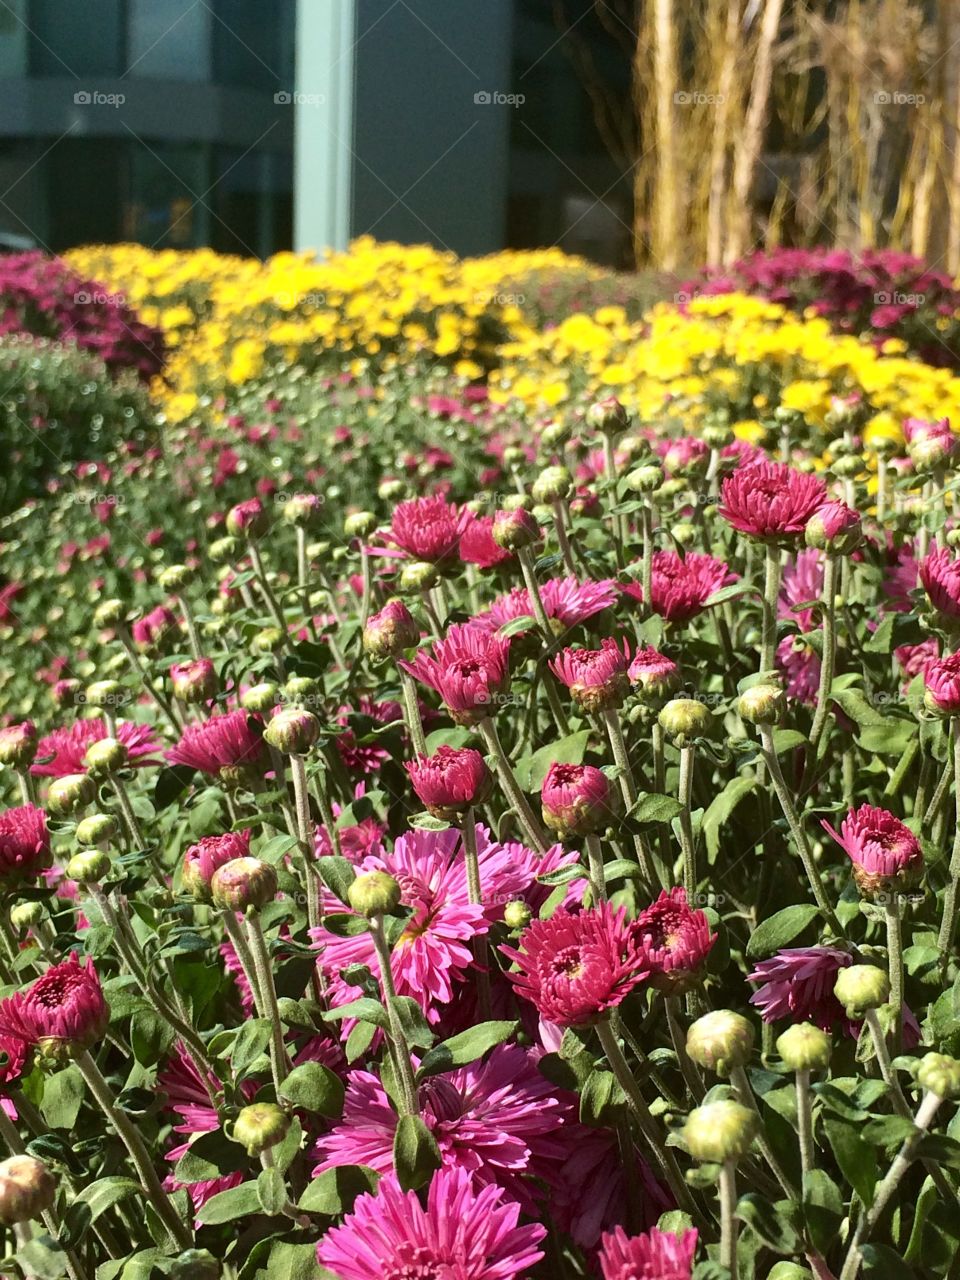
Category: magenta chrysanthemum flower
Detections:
[
  {"x1": 748, "y1": 946, "x2": 852, "y2": 1030},
  {"x1": 821, "y1": 804, "x2": 923, "y2": 892},
  {"x1": 182, "y1": 829, "x2": 252, "y2": 899},
  {"x1": 541, "y1": 762, "x2": 612, "y2": 837},
  {"x1": 131, "y1": 605, "x2": 178, "y2": 653},
  {"x1": 774, "y1": 546, "x2": 824, "y2": 703},
  {"x1": 0, "y1": 805, "x2": 52, "y2": 885},
  {"x1": 921, "y1": 546, "x2": 960, "y2": 619},
  {"x1": 628, "y1": 646, "x2": 680, "y2": 700},
  {"x1": 336, "y1": 698, "x2": 404, "y2": 774},
  {"x1": 400, "y1": 624, "x2": 510, "y2": 725},
  {"x1": 312, "y1": 825, "x2": 574, "y2": 1025},
  {"x1": 317, "y1": 1166, "x2": 546, "y2": 1280},
  {"x1": 553, "y1": 1125, "x2": 671, "y2": 1250},
  {"x1": 599, "y1": 1225, "x2": 698, "y2": 1280},
  {"x1": 924, "y1": 650, "x2": 960, "y2": 714},
  {"x1": 633, "y1": 887, "x2": 716, "y2": 995},
  {"x1": 905, "y1": 415, "x2": 957, "y2": 468},
  {"x1": 313, "y1": 1045, "x2": 570, "y2": 1214},
  {"x1": 660, "y1": 436, "x2": 709, "y2": 477},
  {"x1": 169, "y1": 658, "x2": 216, "y2": 704},
  {"x1": 622, "y1": 551, "x2": 733, "y2": 623},
  {"x1": 0, "y1": 1031, "x2": 26, "y2": 1095},
  {"x1": 459, "y1": 513, "x2": 513, "y2": 568},
  {"x1": 474, "y1": 576, "x2": 618, "y2": 636},
  {"x1": 406, "y1": 746, "x2": 492, "y2": 820},
  {"x1": 166, "y1": 710, "x2": 265, "y2": 781},
  {"x1": 0, "y1": 722, "x2": 36, "y2": 769},
  {"x1": 362, "y1": 599, "x2": 419, "y2": 658},
  {"x1": 550, "y1": 637, "x2": 630, "y2": 712},
  {"x1": 719, "y1": 460, "x2": 827, "y2": 540},
  {"x1": 502, "y1": 903, "x2": 649, "y2": 1028},
  {"x1": 899, "y1": 636, "x2": 940, "y2": 685},
  {"x1": 389, "y1": 495, "x2": 467, "y2": 565},
  {"x1": 32, "y1": 719, "x2": 163, "y2": 778},
  {"x1": 0, "y1": 954, "x2": 108, "y2": 1054},
  {"x1": 159, "y1": 1045, "x2": 246, "y2": 1213}
]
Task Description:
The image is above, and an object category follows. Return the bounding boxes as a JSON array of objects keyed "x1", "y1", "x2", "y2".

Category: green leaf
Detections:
[
  {"x1": 14, "y1": 1239, "x2": 69, "y2": 1280},
  {"x1": 173, "y1": 1128, "x2": 249, "y2": 1183},
  {"x1": 231, "y1": 1018, "x2": 273, "y2": 1076},
  {"x1": 830, "y1": 688, "x2": 885, "y2": 727},
  {"x1": 857, "y1": 721, "x2": 916, "y2": 756},
  {"x1": 196, "y1": 1181, "x2": 262, "y2": 1225},
  {"x1": 770, "y1": 729, "x2": 808, "y2": 754},
  {"x1": 579, "y1": 1068, "x2": 623, "y2": 1126},
  {"x1": 322, "y1": 998, "x2": 387, "y2": 1029},
  {"x1": 257, "y1": 1166, "x2": 288, "y2": 1216},
  {"x1": 803, "y1": 1169, "x2": 843, "y2": 1255},
  {"x1": 497, "y1": 614, "x2": 537, "y2": 637},
  {"x1": 734, "y1": 1193, "x2": 801, "y2": 1254},
  {"x1": 39, "y1": 1064, "x2": 85, "y2": 1131},
  {"x1": 154, "y1": 765, "x2": 195, "y2": 810},
  {"x1": 860, "y1": 1243, "x2": 916, "y2": 1279},
  {"x1": 345, "y1": 1019, "x2": 378, "y2": 1063},
  {"x1": 393, "y1": 1114, "x2": 441, "y2": 1192},
  {"x1": 389, "y1": 997, "x2": 435, "y2": 1050},
  {"x1": 279, "y1": 1061, "x2": 346, "y2": 1118},
  {"x1": 298, "y1": 1165, "x2": 380, "y2": 1215},
  {"x1": 703, "y1": 776, "x2": 756, "y2": 862},
  {"x1": 262, "y1": 1242, "x2": 327, "y2": 1280},
  {"x1": 824, "y1": 1118, "x2": 877, "y2": 1206},
  {"x1": 628, "y1": 792, "x2": 684, "y2": 826},
  {"x1": 862, "y1": 1115, "x2": 917, "y2": 1151},
  {"x1": 514, "y1": 730, "x2": 592, "y2": 792},
  {"x1": 746, "y1": 905, "x2": 821, "y2": 959},
  {"x1": 417, "y1": 1021, "x2": 519, "y2": 1080}
]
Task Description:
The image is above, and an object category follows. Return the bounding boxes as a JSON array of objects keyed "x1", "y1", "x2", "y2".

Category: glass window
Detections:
[
  {"x1": 0, "y1": 1, "x2": 28, "y2": 78},
  {"x1": 127, "y1": 0, "x2": 211, "y2": 80},
  {"x1": 30, "y1": 0, "x2": 123, "y2": 77},
  {"x1": 212, "y1": 0, "x2": 294, "y2": 90},
  {"x1": 123, "y1": 142, "x2": 209, "y2": 248}
]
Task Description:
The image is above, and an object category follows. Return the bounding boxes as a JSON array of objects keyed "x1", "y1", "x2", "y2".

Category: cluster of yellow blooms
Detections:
[{"x1": 65, "y1": 241, "x2": 960, "y2": 446}]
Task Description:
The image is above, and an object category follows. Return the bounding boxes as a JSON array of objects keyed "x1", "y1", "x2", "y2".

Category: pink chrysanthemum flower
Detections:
[
  {"x1": 312, "y1": 825, "x2": 574, "y2": 1025},
  {"x1": 552, "y1": 1124, "x2": 671, "y2": 1250},
  {"x1": 599, "y1": 1225, "x2": 698, "y2": 1280},
  {"x1": 166, "y1": 710, "x2": 265, "y2": 782},
  {"x1": 921, "y1": 546, "x2": 960, "y2": 620},
  {"x1": 633, "y1": 887, "x2": 716, "y2": 995},
  {"x1": 628, "y1": 646, "x2": 680, "y2": 700},
  {"x1": 0, "y1": 721, "x2": 36, "y2": 769},
  {"x1": 541, "y1": 762, "x2": 613, "y2": 838},
  {"x1": 474, "y1": 576, "x2": 618, "y2": 636},
  {"x1": 660, "y1": 436, "x2": 709, "y2": 477},
  {"x1": 502, "y1": 903, "x2": 649, "y2": 1028},
  {"x1": 0, "y1": 954, "x2": 108, "y2": 1055},
  {"x1": 774, "y1": 546, "x2": 824, "y2": 703},
  {"x1": 622, "y1": 551, "x2": 733, "y2": 622},
  {"x1": 898, "y1": 637, "x2": 940, "y2": 685},
  {"x1": 881, "y1": 546, "x2": 919, "y2": 613},
  {"x1": 719, "y1": 460, "x2": 827, "y2": 540},
  {"x1": 336, "y1": 698, "x2": 403, "y2": 774},
  {"x1": 32, "y1": 719, "x2": 163, "y2": 778},
  {"x1": 747, "y1": 946, "x2": 852, "y2": 1030},
  {"x1": 131, "y1": 605, "x2": 178, "y2": 654},
  {"x1": 182, "y1": 829, "x2": 252, "y2": 900},
  {"x1": 400, "y1": 624, "x2": 510, "y2": 725},
  {"x1": 924, "y1": 650, "x2": 960, "y2": 713},
  {"x1": 313, "y1": 1045, "x2": 570, "y2": 1215},
  {"x1": 406, "y1": 746, "x2": 492, "y2": 820},
  {"x1": 389, "y1": 495, "x2": 468, "y2": 565},
  {"x1": 550, "y1": 637, "x2": 630, "y2": 712},
  {"x1": 159, "y1": 1045, "x2": 247, "y2": 1213},
  {"x1": 822, "y1": 804, "x2": 923, "y2": 895},
  {"x1": 316, "y1": 1166, "x2": 546, "y2": 1280},
  {"x1": 459, "y1": 513, "x2": 513, "y2": 568},
  {"x1": 0, "y1": 805, "x2": 52, "y2": 885},
  {"x1": 904, "y1": 415, "x2": 957, "y2": 468},
  {"x1": 0, "y1": 1030, "x2": 27, "y2": 1101}
]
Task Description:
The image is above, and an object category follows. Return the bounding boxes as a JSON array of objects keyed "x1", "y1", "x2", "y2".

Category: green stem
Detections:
[
  {"x1": 585, "y1": 834, "x2": 607, "y2": 904},
  {"x1": 399, "y1": 668, "x2": 428, "y2": 758},
  {"x1": 603, "y1": 434, "x2": 626, "y2": 568},
  {"x1": 222, "y1": 909, "x2": 265, "y2": 1010},
  {"x1": 720, "y1": 1160, "x2": 739, "y2": 1279},
  {"x1": 551, "y1": 501, "x2": 577, "y2": 576},
  {"x1": 665, "y1": 996, "x2": 703, "y2": 1101},
  {"x1": 477, "y1": 718, "x2": 548, "y2": 852},
  {"x1": 176, "y1": 593, "x2": 204, "y2": 661},
  {"x1": 244, "y1": 914, "x2": 292, "y2": 1089},
  {"x1": 602, "y1": 708, "x2": 657, "y2": 885},
  {"x1": 730, "y1": 1064, "x2": 797, "y2": 1200},
  {"x1": 885, "y1": 897, "x2": 904, "y2": 1054},
  {"x1": 290, "y1": 754, "x2": 320, "y2": 932},
  {"x1": 247, "y1": 538, "x2": 288, "y2": 639},
  {"x1": 796, "y1": 1068, "x2": 814, "y2": 1186},
  {"x1": 110, "y1": 775, "x2": 146, "y2": 851},
  {"x1": 15, "y1": 769, "x2": 35, "y2": 807},
  {"x1": 760, "y1": 543, "x2": 782, "y2": 677},
  {"x1": 368, "y1": 916, "x2": 419, "y2": 1116},
  {"x1": 677, "y1": 745, "x2": 697, "y2": 901},
  {"x1": 807, "y1": 554, "x2": 838, "y2": 759},
  {"x1": 937, "y1": 726, "x2": 960, "y2": 961},
  {"x1": 462, "y1": 811, "x2": 492, "y2": 1020}
]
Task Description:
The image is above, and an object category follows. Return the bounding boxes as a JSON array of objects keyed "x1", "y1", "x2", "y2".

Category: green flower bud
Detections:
[
  {"x1": 93, "y1": 599, "x2": 126, "y2": 628},
  {"x1": 210, "y1": 857, "x2": 278, "y2": 914},
  {"x1": 263, "y1": 707, "x2": 320, "y2": 755},
  {"x1": 738, "y1": 683, "x2": 785, "y2": 726},
  {"x1": 347, "y1": 871, "x2": 402, "y2": 918},
  {"x1": 9, "y1": 901, "x2": 44, "y2": 931},
  {"x1": 281, "y1": 494, "x2": 322, "y2": 529},
  {"x1": 540, "y1": 421, "x2": 571, "y2": 449},
  {"x1": 378, "y1": 478, "x2": 406, "y2": 501},
  {"x1": 251, "y1": 627, "x2": 285, "y2": 655},
  {"x1": 531, "y1": 465, "x2": 572, "y2": 504},
  {"x1": 703, "y1": 424, "x2": 734, "y2": 450},
  {"x1": 625, "y1": 464, "x2": 663, "y2": 493},
  {"x1": 491, "y1": 508, "x2": 540, "y2": 551},
  {"x1": 585, "y1": 396, "x2": 629, "y2": 436},
  {"x1": 84, "y1": 680, "x2": 126, "y2": 710},
  {"x1": 670, "y1": 522, "x2": 697, "y2": 546},
  {"x1": 833, "y1": 965, "x2": 890, "y2": 1019},
  {"x1": 208, "y1": 536, "x2": 239, "y2": 564},
  {"x1": 75, "y1": 813, "x2": 120, "y2": 847},
  {"x1": 502, "y1": 446, "x2": 526, "y2": 468},
  {"x1": 776, "y1": 1023, "x2": 832, "y2": 1073},
  {"x1": 658, "y1": 698, "x2": 712, "y2": 744},
  {"x1": 684, "y1": 1100, "x2": 759, "y2": 1164},
  {"x1": 686, "y1": 1010, "x2": 755, "y2": 1077},
  {"x1": 344, "y1": 511, "x2": 377, "y2": 539},
  {"x1": 0, "y1": 722, "x2": 37, "y2": 770},
  {"x1": 158, "y1": 564, "x2": 196, "y2": 591},
  {"x1": 501, "y1": 493, "x2": 533, "y2": 512},
  {"x1": 0, "y1": 1155, "x2": 56, "y2": 1226},
  {"x1": 283, "y1": 676, "x2": 320, "y2": 705},
  {"x1": 47, "y1": 773, "x2": 97, "y2": 816},
  {"x1": 168, "y1": 1249, "x2": 221, "y2": 1280},
  {"x1": 915, "y1": 1052, "x2": 960, "y2": 1100},
  {"x1": 83, "y1": 738, "x2": 129, "y2": 777},
  {"x1": 241, "y1": 683, "x2": 279, "y2": 714},
  {"x1": 65, "y1": 849, "x2": 112, "y2": 886},
  {"x1": 231, "y1": 1103, "x2": 290, "y2": 1157},
  {"x1": 399, "y1": 561, "x2": 440, "y2": 592},
  {"x1": 503, "y1": 899, "x2": 532, "y2": 930}
]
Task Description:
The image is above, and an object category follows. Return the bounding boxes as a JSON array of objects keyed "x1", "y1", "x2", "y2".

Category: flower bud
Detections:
[
  {"x1": 378, "y1": 478, "x2": 406, "y2": 501},
  {"x1": 0, "y1": 1155, "x2": 56, "y2": 1226},
  {"x1": 502, "y1": 446, "x2": 525, "y2": 468},
  {"x1": 83, "y1": 738, "x2": 129, "y2": 777},
  {"x1": 94, "y1": 598, "x2": 127, "y2": 628},
  {"x1": 158, "y1": 564, "x2": 196, "y2": 591},
  {"x1": 686, "y1": 1010, "x2": 755, "y2": 1077},
  {"x1": 628, "y1": 648, "x2": 681, "y2": 704},
  {"x1": 226, "y1": 498, "x2": 268, "y2": 539},
  {"x1": 703, "y1": 424, "x2": 734, "y2": 450},
  {"x1": 76, "y1": 813, "x2": 119, "y2": 847},
  {"x1": 503, "y1": 899, "x2": 532, "y2": 930},
  {"x1": 66, "y1": 849, "x2": 111, "y2": 886},
  {"x1": 658, "y1": 698, "x2": 712, "y2": 744},
  {"x1": 400, "y1": 560, "x2": 441, "y2": 593},
  {"x1": 344, "y1": 511, "x2": 377, "y2": 539},
  {"x1": 250, "y1": 627, "x2": 285, "y2": 655},
  {"x1": 52, "y1": 679, "x2": 82, "y2": 708},
  {"x1": 915, "y1": 1052, "x2": 960, "y2": 1099},
  {"x1": 208, "y1": 536, "x2": 239, "y2": 564},
  {"x1": 670, "y1": 521, "x2": 697, "y2": 546},
  {"x1": 491, "y1": 508, "x2": 540, "y2": 551},
  {"x1": 231, "y1": 1103, "x2": 290, "y2": 1157},
  {"x1": 241, "y1": 683, "x2": 279, "y2": 714},
  {"x1": 263, "y1": 707, "x2": 320, "y2": 755},
  {"x1": 84, "y1": 680, "x2": 126, "y2": 709},
  {"x1": 347, "y1": 870, "x2": 402, "y2": 918},
  {"x1": 625, "y1": 465, "x2": 663, "y2": 493},
  {"x1": 283, "y1": 676, "x2": 320, "y2": 705},
  {"x1": 738, "y1": 684, "x2": 785, "y2": 726},
  {"x1": 363, "y1": 599, "x2": 419, "y2": 660},
  {"x1": 282, "y1": 494, "x2": 322, "y2": 528},
  {"x1": 171, "y1": 659, "x2": 217, "y2": 705},
  {"x1": 0, "y1": 722, "x2": 37, "y2": 770},
  {"x1": 540, "y1": 762, "x2": 613, "y2": 838},
  {"x1": 586, "y1": 396, "x2": 629, "y2": 436},
  {"x1": 777, "y1": 1023, "x2": 831, "y2": 1073},
  {"x1": 501, "y1": 493, "x2": 533, "y2": 513},
  {"x1": 531, "y1": 465, "x2": 572, "y2": 504},
  {"x1": 805, "y1": 502, "x2": 862, "y2": 556},
  {"x1": 540, "y1": 421, "x2": 571, "y2": 449},
  {"x1": 833, "y1": 965, "x2": 890, "y2": 1019},
  {"x1": 684, "y1": 1100, "x2": 759, "y2": 1164},
  {"x1": 210, "y1": 857, "x2": 278, "y2": 914},
  {"x1": 10, "y1": 901, "x2": 44, "y2": 930},
  {"x1": 47, "y1": 773, "x2": 97, "y2": 816}
]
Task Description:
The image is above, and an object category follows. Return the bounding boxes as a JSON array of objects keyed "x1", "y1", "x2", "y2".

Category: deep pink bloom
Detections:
[
  {"x1": 313, "y1": 1045, "x2": 570, "y2": 1214},
  {"x1": 400, "y1": 624, "x2": 510, "y2": 724},
  {"x1": 550, "y1": 637, "x2": 630, "y2": 711},
  {"x1": 622, "y1": 551, "x2": 733, "y2": 622},
  {"x1": 921, "y1": 546, "x2": 960, "y2": 619},
  {"x1": 131, "y1": 605, "x2": 178, "y2": 653},
  {"x1": 159, "y1": 1045, "x2": 246, "y2": 1213},
  {"x1": 719, "y1": 460, "x2": 827, "y2": 540},
  {"x1": 924, "y1": 650, "x2": 960, "y2": 713},
  {"x1": 660, "y1": 436, "x2": 709, "y2": 476},
  {"x1": 0, "y1": 1032, "x2": 27, "y2": 1094},
  {"x1": 748, "y1": 946, "x2": 852, "y2": 1030},
  {"x1": 822, "y1": 804, "x2": 923, "y2": 887},
  {"x1": 406, "y1": 746, "x2": 492, "y2": 818},
  {"x1": 776, "y1": 546, "x2": 824, "y2": 703},
  {"x1": 541, "y1": 762, "x2": 612, "y2": 837},
  {"x1": 336, "y1": 698, "x2": 404, "y2": 774},
  {"x1": 474, "y1": 576, "x2": 618, "y2": 636},
  {"x1": 0, "y1": 954, "x2": 108, "y2": 1053},
  {"x1": 316, "y1": 1166, "x2": 546, "y2": 1280},
  {"x1": 628, "y1": 646, "x2": 680, "y2": 699},
  {"x1": 552, "y1": 1126, "x2": 671, "y2": 1250},
  {"x1": 0, "y1": 722, "x2": 36, "y2": 768},
  {"x1": 633, "y1": 887, "x2": 716, "y2": 994},
  {"x1": 225, "y1": 496, "x2": 267, "y2": 537},
  {"x1": 389, "y1": 495, "x2": 467, "y2": 565},
  {"x1": 0, "y1": 805, "x2": 52, "y2": 884},
  {"x1": 807, "y1": 500, "x2": 861, "y2": 549},
  {"x1": 32, "y1": 719, "x2": 163, "y2": 778},
  {"x1": 502, "y1": 903, "x2": 649, "y2": 1028},
  {"x1": 599, "y1": 1225, "x2": 698, "y2": 1280},
  {"x1": 182, "y1": 830, "x2": 252, "y2": 898},
  {"x1": 898, "y1": 637, "x2": 940, "y2": 685},
  {"x1": 459, "y1": 513, "x2": 513, "y2": 568},
  {"x1": 166, "y1": 710, "x2": 265, "y2": 780},
  {"x1": 169, "y1": 658, "x2": 216, "y2": 703}
]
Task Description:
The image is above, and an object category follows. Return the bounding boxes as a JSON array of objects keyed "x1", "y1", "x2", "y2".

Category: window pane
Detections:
[
  {"x1": 127, "y1": 0, "x2": 211, "y2": 80},
  {"x1": 30, "y1": 0, "x2": 122, "y2": 76},
  {"x1": 212, "y1": 0, "x2": 294, "y2": 90}
]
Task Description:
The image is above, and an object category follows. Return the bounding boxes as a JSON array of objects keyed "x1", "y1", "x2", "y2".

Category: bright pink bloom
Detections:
[
  {"x1": 313, "y1": 1045, "x2": 570, "y2": 1215},
  {"x1": 166, "y1": 710, "x2": 265, "y2": 779},
  {"x1": 400, "y1": 624, "x2": 510, "y2": 724},
  {"x1": 628, "y1": 646, "x2": 680, "y2": 699},
  {"x1": 633, "y1": 887, "x2": 716, "y2": 994},
  {"x1": 0, "y1": 805, "x2": 52, "y2": 884},
  {"x1": 459, "y1": 513, "x2": 513, "y2": 568},
  {"x1": 159, "y1": 1046, "x2": 246, "y2": 1213},
  {"x1": 660, "y1": 436, "x2": 709, "y2": 476},
  {"x1": 131, "y1": 605, "x2": 178, "y2": 653},
  {"x1": 336, "y1": 698, "x2": 404, "y2": 774},
  {"x1": 169, "y1": 658, "x2": 216, "y2": 703},
  {"x1": 807, "y1": 500, "x2": 861, "y2": 549},
  {"x1": 622, "y1": 551, "x2": 733, "y2": 622},
  {"x1": 921, "y1": 546, "x2": 960, "y2": 618},
  {"x1": 502, "y1": 903, "x2": 649, "y2": 1028},
  {"x1": 182, "y1": 830, "x2": 252, "y2": 898},
  {"x1": 316, "y1": 1166, "x2": 546, "y2": 1280},
  {"x1": 541, "y1": 762, "x2": 612, "y2": 837},
  {"x1": 32, "y1": 719, "x2": 163, "y2": 778},
  {"x1": 0, "y1": 954, "x2": 108, "y2": 1053},
  {"x1": 0, "y1": 1031, "x2": 26, "y2": 1094},
  {"x1": 822, "y1": 804, "x2": 923, "y2": 884},
  {"x1": 904, "y1": 416, "x2": 957, "y2": 467},
  {"x1": 474, "y1": 576, "x2": 618, "y2": 636},
  {"x1": 550, "y1": 637, "x2": 630, "y2": 711},
  {"x1": 389, "y1": 495, "x2": 467, "y2": 565},
  {"x1": 406, "y1": 746, "x2": 492, "y2": 818},
  {"x1": 924, "y1": 650, "x2": 960, "y2": 713},
  {"x1": 225, "y1": 496, "x2": 267, "y2": 537},
  {"x1": 748, "y1": 946, "x2": 852, "y2": 1030},
  {"x1": 599, "y1": 1225, "x2": 698, "y2": 1280},
  {"x1": 0, "y1": 722, "x2": 36, "y2": 768},
  {"x1": 719, "y1": 460, "x2": 827, "y2": 540}
]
